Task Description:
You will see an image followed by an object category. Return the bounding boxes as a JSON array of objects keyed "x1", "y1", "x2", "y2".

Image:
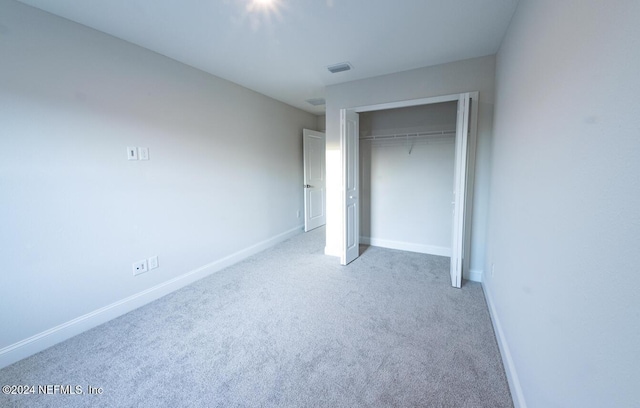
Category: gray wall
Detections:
[
  {"x1": 0, "y1": 0, "x2": 316, "y2": 366},
  {"x1": 325, "y1": 55, "x2": 495, "y2": 280},
  {"x1": 486, "y1": 0, "x2": 640, "y2": 406},
  {"x1": 316, "y1": 115, "x2": 326, "y2": 132}
]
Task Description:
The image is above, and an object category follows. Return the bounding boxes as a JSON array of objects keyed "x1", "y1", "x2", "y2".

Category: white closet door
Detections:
[
  {"x1": 341, "y1": 109, "x2": 360, "y2": 265},
  {"x1": 450, "y1": 93, "x2": 470, "y2": 288}
]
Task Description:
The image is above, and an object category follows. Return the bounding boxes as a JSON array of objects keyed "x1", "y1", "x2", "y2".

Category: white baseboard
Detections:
[
  {"x1": 360, "y1": 236, "x2": 452, "y2": 257},
  {"x1": 482, "y1": 282, "x2": 527, "y2": 408},
  {"x1": 0, "y1": 226, "x2": 304, "y2": 369},
  {"x1": 468, "y1": 269, "x2": 483, "y2": 282}
]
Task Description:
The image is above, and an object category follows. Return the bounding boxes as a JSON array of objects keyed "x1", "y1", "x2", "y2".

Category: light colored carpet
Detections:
[{"x1": 0, "y1": 227, "x2": 512, "y2": 407}]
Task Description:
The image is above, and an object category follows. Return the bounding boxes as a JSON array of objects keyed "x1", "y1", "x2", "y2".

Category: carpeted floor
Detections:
[{"x1": 0, "y1": 227, "x2": 512, "y2": 407}]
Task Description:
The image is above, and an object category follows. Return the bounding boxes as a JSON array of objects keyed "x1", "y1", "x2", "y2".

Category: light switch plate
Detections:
[
  {"x1": 138, "y1": 147, "x2": 149, "y2": 160},
  {"x1": 148, "y1": 256, "x2": 159, "y2": 270}
]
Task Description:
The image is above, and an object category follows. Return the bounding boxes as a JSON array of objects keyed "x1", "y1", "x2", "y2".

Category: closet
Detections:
[{"x1": 358, "y1": 101, "x2": 457, "y2": 257}]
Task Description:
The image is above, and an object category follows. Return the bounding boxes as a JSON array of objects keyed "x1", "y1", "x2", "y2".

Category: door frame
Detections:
[{"x1": 340, "y1": 92, "x2": 479, "y2": 287}]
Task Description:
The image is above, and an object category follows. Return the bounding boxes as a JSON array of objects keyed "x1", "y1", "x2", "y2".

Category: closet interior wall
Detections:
[{"x1": 359, "y1": 101, "x2": 457, "y2": 257}]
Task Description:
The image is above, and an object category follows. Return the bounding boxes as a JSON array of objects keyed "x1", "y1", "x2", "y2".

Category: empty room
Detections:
[{"x1": 1, "y1": 0, "x2": 638, "y2": 407}]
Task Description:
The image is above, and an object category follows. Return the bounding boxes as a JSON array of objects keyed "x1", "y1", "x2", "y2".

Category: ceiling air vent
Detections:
[
  {"x1": 306, "y1": 98, "x2": 326, "y2": 106},
  {"x1": 327, "y1": 62, "x2": 352, "y2": 74}
]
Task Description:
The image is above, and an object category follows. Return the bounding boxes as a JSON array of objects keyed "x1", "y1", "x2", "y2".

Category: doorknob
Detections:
[
  {"x1": 349, "y1": 196, "x2": 358, "y2": 199},
  {"x1": 304, "y1": 184, "x2": 312, "y2": 188}
]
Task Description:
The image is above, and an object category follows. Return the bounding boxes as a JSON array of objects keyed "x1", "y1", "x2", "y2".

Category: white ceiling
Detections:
[{"x1": 16, "y1": 0, "x2": 519, "y2": 114}]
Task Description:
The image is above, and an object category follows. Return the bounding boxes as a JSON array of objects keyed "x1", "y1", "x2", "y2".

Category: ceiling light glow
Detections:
[
  {"x1": 242, "y1": 0, "x2": 284, "y2": 31},
  {"x1": 249, "y1": 0, "x2": 277, "y2": 12}
]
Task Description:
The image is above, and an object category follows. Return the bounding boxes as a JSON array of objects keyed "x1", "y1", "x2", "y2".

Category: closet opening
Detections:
[
  {"x1": 340, "y1": 92, "x2": 478, "y2": 288},
  {"x1": 359, "y1": 101, "x2": 457, "y2": 259}
]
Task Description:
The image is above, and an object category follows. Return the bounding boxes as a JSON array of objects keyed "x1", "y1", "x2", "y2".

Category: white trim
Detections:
[
  {"x1": 0, "y1": 226, "x2": 304, "y2": 369},
  {"x1": 360, "y1": 236, "x2": 451, "y2": 257},
  {"x1": 468, "y1": 269, "x2": 483, "y2": 282},
  {"x1": 482, "y1": 282, "x2": 527, "y2": 408},
  {"x1": 354, "y1": 94, "x2": 460, "y2": 113}
]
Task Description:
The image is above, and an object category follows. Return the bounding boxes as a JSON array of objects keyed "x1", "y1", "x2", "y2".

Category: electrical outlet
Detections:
[
  {"x1": 127, "y1": 147, "x2": 138, "y2": 160},
  {"x1": 297, "y1": 210, "x2": 300, "y2": 218},
  {"x1": 491, "y1": 263, "x2": 495, "y2": 277},
  {"x1": 148, "y1": 256, "x2": 159, "y2": 270},
  {"x1": 133, "y1": 259, "x2": 148, "y2": 276}
]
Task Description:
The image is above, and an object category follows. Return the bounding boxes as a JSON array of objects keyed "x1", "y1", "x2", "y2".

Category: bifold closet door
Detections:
[
  {"x1": 450, "y1": 93, "x2": 470, "y2": 288},
  {"x1": 341, "y1": 109, "x2": 360, "y2": 265}
]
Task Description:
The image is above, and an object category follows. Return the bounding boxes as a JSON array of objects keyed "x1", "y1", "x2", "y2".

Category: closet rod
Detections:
[{"x1": 360, "y1": 129, "x2": 456, "y2": 141}]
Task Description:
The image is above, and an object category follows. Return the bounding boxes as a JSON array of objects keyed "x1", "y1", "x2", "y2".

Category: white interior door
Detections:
[
  {"x1": 341, "y1": 109, "x2": 359, "y2": 265},
  {"x1": 303, "y1": 129, "x2": 326, "y2": 232},
  {"x1": 450, "y1": 93, "x2": 471, "y2": 288}
]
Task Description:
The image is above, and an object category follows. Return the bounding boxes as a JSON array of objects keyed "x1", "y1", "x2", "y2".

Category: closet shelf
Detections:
[{"x1": 360, "y1": 129, "x2": 456, "y2": 141}]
